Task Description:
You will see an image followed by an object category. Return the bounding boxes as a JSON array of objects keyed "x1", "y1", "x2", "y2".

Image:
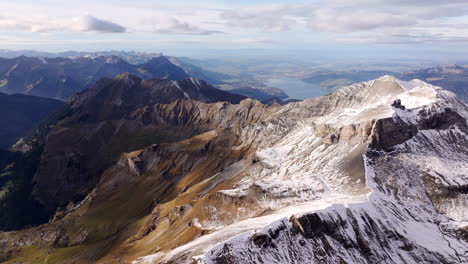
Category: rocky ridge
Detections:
[{"x1": 1, "y1": 76, "x2": 467, "y2": 263}]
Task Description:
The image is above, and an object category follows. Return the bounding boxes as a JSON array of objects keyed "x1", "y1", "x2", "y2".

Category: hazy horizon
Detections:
[{"x1": 2, "y1": 0, "x2": 468, "y2": 63}]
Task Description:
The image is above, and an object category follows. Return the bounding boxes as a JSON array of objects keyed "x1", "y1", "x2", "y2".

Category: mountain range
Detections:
[
  {"x1": 1, "y1": 50, "x2": 467, "y2": 104},
  {"x1": 0, "y1": 54, "x2": 284, "y2": 101},
  {"x1": 0, "y1": 56, "x2": 190, "y2": 99},
  {"x1": 0, "y1": 74, "x2": 467, "y2": 263},
  {"x1": 0, "y1": 50, "x2": 162, "y2": 65}
]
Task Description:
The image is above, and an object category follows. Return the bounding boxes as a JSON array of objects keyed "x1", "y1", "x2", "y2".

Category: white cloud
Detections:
[
  {"x1": 0, "y1": 16, "x2": 35, "y2": 32},
  {"x1": 308, "y1": 8, "x2": 417, "y2": 33},
  {"x1": 0, "y1": 14, "x2": 126, "y2": 33},
  {"x1": 211, "y1": 0, "x2": 468, "y2": 44},
  {"x1": 220, "y1": 4, "x2": 302, "y2": 32},
  {"x1": 215, "y1": 1, "x2": 468, "y2": 34},
  {"x1": 336, "y1": 27, "x2": 468, "y2": 44},
  {"x1": 71, "y1": 15, "x2": 126, "y2": 33},
  {"x1": 151, "y1": 18, "x2": 223, "y2": 35},
  {"x1": 2, "y1": 0, "x2": 468, "y2": 45},
  {"x1": 231, "y1": 38, "x2": 276, "y2": 44}
]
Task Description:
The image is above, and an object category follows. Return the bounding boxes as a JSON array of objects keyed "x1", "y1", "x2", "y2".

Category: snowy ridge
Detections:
[
  {"x1": 198, "y1": 124, "x2": 468, "y2": 263},
  {"x1": 38, "y1": 57, "x2": 48, "y2": 64},
  {"x1": 133, "y1": 76, "x2": 468, "y2": 264},
  {"x1": 189, "y1": 77, "x2": 204, "y2": 90},
  {"x1": 172, "y1": 80, "x2": 191, "y2": 99},
  {"x1": 301, "y1": 75, "x2": 441, "y2": 128}
]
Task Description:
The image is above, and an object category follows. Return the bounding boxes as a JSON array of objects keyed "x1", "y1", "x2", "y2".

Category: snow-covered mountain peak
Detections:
[
  {"x1": 5, "y1": 73, "x2": 467, "y2": 263},
  {"x1": 375, "y1": 74, "x2": 400, "y2": 82},
  {"x1": 127, "y1": 76, "x2": 468, "y2": 263},
  {"x1": 366, "y1": 76, "x2": 439, "y2": 108},
  {"x1": 309, "y1": 76, "x2": 444, "y2": 127},
  {"x1": 376, "y1": 75, "x2": 430, "y2": 90},
  {"x1": 396, "y1": 80, "x2": 438, "y2": 108}
]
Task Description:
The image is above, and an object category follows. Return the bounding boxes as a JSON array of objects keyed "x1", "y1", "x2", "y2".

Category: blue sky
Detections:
[{"x1": 1, "y1": 0, "x2": 468, "y2": 60}]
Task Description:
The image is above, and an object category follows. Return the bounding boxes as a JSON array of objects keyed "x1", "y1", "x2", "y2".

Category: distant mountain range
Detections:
[
  {"x1": 0, "y1": 50, "x2": 232, "y2": 83},
  {"x1": 0, "y1": 55, "x2": 192, "y2": 99},
  {"x1": 2, "y1": 50, "x2": 467, "y2": 104},
  {"x1": 0, "y1": 50, "x2": 162, "y2": 65},
  {"x1": 0, "y1": 52, "x2": 284, "y2": 101},
  {"x1": 0, "y1": 92, "x2": 64, "y2": 149}
]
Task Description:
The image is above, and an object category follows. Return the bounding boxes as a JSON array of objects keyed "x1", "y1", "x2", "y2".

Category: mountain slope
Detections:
[
  {"x1": 0, "y1": 76, "x2": 467, "y2": 263},
  {"x1": 0, "y1": 74, "x2": 245, "y2": 231},
  {"x1": 0, "y1": 92, "x2": 64, "y2": 149}
]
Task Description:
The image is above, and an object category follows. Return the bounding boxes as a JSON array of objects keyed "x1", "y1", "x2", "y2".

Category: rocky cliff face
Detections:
[{"x1": 1, "y1": 76, "x2": 467, "y2": 263}]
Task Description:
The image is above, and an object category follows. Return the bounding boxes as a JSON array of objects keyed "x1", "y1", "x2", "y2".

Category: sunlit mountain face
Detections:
[{"x1": 0, "y1": 0, "x2": 468, "y2": 263}]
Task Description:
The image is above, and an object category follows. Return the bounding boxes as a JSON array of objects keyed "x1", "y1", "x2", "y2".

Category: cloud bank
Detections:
[
  {"x1": 1, "y1": 0, "x2": 468, "y2": 45},
  {"x1": 0, "y1": 14, "x2": 126, "y2": 33}
]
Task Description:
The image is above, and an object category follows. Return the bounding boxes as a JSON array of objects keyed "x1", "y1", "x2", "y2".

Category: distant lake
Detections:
[{"x1": 266, "y1": 78, "x2": 330, "y2": 100}]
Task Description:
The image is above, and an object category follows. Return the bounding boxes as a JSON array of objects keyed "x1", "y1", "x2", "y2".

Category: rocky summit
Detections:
[{"x1": 0, "y1": 75, "x2": 467, "y2": 264}]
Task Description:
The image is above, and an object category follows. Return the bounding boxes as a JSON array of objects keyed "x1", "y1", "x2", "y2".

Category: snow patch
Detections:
[{"x1": 172, "y1": 81, "x2": 191, "y2": 99}]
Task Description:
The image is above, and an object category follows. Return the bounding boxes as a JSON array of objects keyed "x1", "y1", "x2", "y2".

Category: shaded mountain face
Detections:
[
  {"x1": 400, "y1": 64, "x2": 468, "y2": 103},
  {"x1": 0, "y1": 74, "x2": 245, "y2": 230},
  {"x1": 1, "y1": 76, "x2": 467, "y2": 263},
  {"x1": 0, "y1": 55, "x2": 190, "y2": 100},
  {"x1": 0, "y1": 92, "x2": 64, "y2": 149}
]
